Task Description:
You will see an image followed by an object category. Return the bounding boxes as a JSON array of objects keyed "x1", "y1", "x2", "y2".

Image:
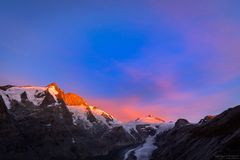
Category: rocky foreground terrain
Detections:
[
  {"x1": 151, "y1": 105, "x2": 240, "y2": 160},
  {"x1": 0, "y1": 83, "x2": 239, "y2": 160}
]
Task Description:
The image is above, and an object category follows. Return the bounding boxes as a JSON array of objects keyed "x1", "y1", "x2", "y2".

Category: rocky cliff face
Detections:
[
  {"x1": 63, "y1": 92, "x2": 87, "y2": 106},
  {"x1": 151, "y1": 105, "x2": 240, "y2": 160}
]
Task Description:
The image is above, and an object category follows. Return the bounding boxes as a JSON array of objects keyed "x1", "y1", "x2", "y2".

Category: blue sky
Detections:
[{"x1": 1, "y1": 1, "x2": 240, "y2": 121}]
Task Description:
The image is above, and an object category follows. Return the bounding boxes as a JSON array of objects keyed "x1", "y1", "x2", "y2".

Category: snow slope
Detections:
[
  {"x1": 124, "y1": 123, "x2": 174, "y2": 160},
  {"x1": 67, "y1": 105, "x2": 120, "y2": 128}
]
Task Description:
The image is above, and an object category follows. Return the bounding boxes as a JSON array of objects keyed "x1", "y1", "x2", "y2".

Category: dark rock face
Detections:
[
  {"x1": 175, "y1": 118, "x2": 190, "y2": 128},
  {"x1": 101, "y1": 112, "x2": 114, "y2": 123},
  {"x1": 104, "y1": 126, "x2": 137, "y2": 148},
  {"x1": 151, "y1": 105, "x2": 240, "y2": 160},
  {"x1": 0, "y1": 96, "x2": 8, "y2": 119},
  {"x1": 136, "y1": 124, "x2": 157, "y2": 137},
  {"x1": 0, "y1": 85, "x2": 14, "y2": 91},
  {"x1": 39, "y1": 91, "x2": 57, "y2": 107},
  {"x1": 86, "y1": 106, "x2": 98, "y2": 123}
]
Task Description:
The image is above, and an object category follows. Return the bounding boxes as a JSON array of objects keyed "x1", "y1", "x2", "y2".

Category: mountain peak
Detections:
[
  {"x1": 46, "y1": 82, "x2": 61, "y2": 93},
  {"x1": 46, "y1": 82, "x2": 66, "y2": 100},
  {"x1": 135, "y1": 115, "x2": 165, "y2": 124},
  {"x1": 47, "y1": 82, "x2": 58, "y2": 88}
]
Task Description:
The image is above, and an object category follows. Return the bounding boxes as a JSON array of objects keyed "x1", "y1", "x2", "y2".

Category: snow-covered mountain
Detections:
[
  {"x1": 0, "y1": 82, "x2": 169, "y2": 160},
  {"x1": 0, "y1": 83, "x2": 120, "y2": 129},
  {"x1": 121, "y1": 115, "x2": 167, "y2": 138}
]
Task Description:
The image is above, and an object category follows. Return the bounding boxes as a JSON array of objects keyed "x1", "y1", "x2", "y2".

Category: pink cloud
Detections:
[
  {"x1": 148, "y1": 1, "x2": 240, "y2": 84},
  {"x1": 184, "y1": 20, "x2": 240, "y2": 83}
]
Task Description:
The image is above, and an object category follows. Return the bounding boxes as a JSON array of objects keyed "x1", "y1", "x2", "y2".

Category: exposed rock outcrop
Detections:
[
  {"x1": 46, "y1": 83, "x2": 87, "y2": 106},
  {"x1": 175, "y1": 118, "x2": 190, "y2": 128},
  {"x1": 63, "y1": 92, "x2": 87, "y2": 106},
  {"x1": 198, "y1": 115, "x2": 215, "y2": 124}
]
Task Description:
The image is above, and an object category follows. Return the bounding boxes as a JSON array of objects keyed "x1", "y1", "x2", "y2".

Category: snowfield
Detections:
[
  {"x1": 67, "y1": 105, "x2": 120, "y2": 128},
  {"x1": 0, "y1": 86, "x2": 47, "y2": 109}
]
